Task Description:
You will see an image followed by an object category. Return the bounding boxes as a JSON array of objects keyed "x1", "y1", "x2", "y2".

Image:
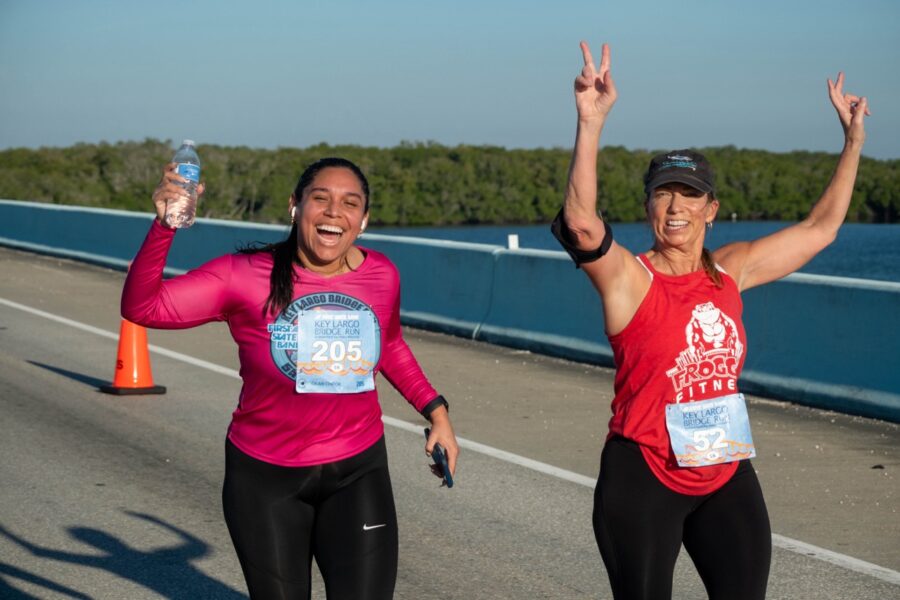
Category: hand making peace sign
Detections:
[
  {"x1": 827, "y1": 71, "x2": 869, "y2": 146},
  {"x1": 574, "y1": 41, "x2": 617, "y2": 123}
]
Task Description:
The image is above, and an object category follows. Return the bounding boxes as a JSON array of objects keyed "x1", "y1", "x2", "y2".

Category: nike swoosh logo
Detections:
[{"x1": 362, "y1": 523, "x2": 387, "y2": 531}]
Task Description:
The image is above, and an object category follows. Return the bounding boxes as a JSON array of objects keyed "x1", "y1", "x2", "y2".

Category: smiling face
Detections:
[
  {"x1": 291, "y1": 166, "x2": 369, "y2": 273},
  {"x1": 646, "y1": 182, "x2": 719, "y2": 252}
]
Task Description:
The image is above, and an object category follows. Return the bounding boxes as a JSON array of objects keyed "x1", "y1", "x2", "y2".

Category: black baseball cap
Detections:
[{"x1": 643, "y1": 149, "x2": 715, "y2": 196}]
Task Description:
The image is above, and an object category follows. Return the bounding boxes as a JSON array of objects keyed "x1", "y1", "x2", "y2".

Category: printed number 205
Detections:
[
  {"x1": 692, "y1": 428, "x2": 727, "y2": 452},
  {"x1": 312, "y1": 340, "x2": 362, "y2": 362}
]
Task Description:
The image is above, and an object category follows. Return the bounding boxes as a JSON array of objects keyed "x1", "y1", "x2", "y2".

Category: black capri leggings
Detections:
[
  {"x1": 223, "y1": 437, "x2": 398, "y2": 599},
  {"x1": 593, "y1": 437, "x2": 771, "y2": 600}
]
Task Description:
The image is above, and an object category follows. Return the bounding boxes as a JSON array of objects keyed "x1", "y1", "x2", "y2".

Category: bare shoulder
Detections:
[
  {"x1": 581, "y1": 242, "x2": 652, "y2": 335},
  {"x1": 580, "y1": 241, "x2": 644, "y2": 291},
  {"x1": 712, "y1": 241, "x2": 751, "y2": 279}
]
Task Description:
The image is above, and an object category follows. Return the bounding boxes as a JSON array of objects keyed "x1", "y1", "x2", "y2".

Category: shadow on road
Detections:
[
  {"x1": 27, "y1": 360, "x2": 108, "y2": 389},
  {"x1": 0, "y1": 562, "x2": 91, "y2": 599},
  {"x1": 0, "y1": 510, "x2": 246, "y2": 599}
]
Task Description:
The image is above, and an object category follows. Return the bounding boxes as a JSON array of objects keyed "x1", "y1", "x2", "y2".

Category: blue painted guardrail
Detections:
[{"x1": 2, "y1": 199, "x2": 897, "y2": 422}]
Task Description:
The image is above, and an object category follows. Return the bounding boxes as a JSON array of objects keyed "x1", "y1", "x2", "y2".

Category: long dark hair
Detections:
[
  {"x1": 239, "y1": 157, "x2": 370, "y2": 317},
  {"x1": 700, "y1": 246, "x2": 723, "y2": 288},
  {"x1": 698, "y1": 193, "x2": 723, "y2": 288}
]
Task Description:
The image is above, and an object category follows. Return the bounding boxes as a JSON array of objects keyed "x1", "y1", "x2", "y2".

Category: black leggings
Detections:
[
  {"x1": 223, "y1": 437, "x2": 398, "y2": 599},
  {"x1": 593, "y1": 437, "x2": 771, "y2": 600}
]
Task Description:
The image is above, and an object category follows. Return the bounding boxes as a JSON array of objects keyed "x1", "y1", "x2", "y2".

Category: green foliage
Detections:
[{"x1": 0, "y1": 140, "x2": 896, "y2": 224}]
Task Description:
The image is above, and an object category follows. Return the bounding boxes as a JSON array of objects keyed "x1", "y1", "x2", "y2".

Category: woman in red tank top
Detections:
[{"x1": 553, "y1": 41, "x2": 869, "y2": 600}]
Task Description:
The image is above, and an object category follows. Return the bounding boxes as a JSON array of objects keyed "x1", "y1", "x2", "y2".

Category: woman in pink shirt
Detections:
[{"x1": 123, "y1": 157, "x2": 459, "y2": 599}]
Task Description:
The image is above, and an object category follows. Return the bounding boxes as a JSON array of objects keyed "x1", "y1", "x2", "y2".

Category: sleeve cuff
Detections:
[
  {"x1": 151, "y1": 217, "x2": 177, "y2": 236},
  {"x1": 420, "y1": 395, "x2": 449, "y2": 421}
]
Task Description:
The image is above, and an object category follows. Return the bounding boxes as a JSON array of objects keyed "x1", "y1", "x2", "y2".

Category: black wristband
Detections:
[
  {"x1": 550, "y1": 208, "x2": 613, "y2": 268},
  {"x1": 421, "y1": 395, "x2": 449, "y2": 421}
]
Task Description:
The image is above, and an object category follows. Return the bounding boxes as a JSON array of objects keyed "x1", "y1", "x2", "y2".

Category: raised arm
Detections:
[
  {"x1": 715, "y1": 73, "x2": 870, "y2": 291},
  {"x1": 122, "y1": 165, "x2": 230, "y2": 328},
  {"x1": 558, "y1": 42, "x2": 650, "y2": 335},
  {"x1": 563, "y1": 41, "x2": 617, "y2": 243},
  {"x1": 122, "y1": 220, "x2": 234, "y2": 328}
]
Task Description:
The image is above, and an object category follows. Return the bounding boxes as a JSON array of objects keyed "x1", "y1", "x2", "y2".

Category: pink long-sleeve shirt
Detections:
[{"x1": 122, "y1": 220, "x2": 440, "y2": 466}]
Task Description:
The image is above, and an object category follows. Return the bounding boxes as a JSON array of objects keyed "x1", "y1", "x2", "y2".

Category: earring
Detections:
[
  {"x1": 706, "y1": 221, "x2": 713, "y2": 231},
  {"x1": 290, "y1": 206, "x2": 296, "y2": 224},
  {"x1": 361, "y1": 218, "x2": 368, "y2": 232}
]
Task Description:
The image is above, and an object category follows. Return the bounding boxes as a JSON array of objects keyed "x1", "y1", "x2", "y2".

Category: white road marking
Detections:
[
  {"x1": 2, "y1": 295, "x2": 898, "y2": 587},
  {"x1": 383, "y1": 416, "x2": 596, "y2": 488}
]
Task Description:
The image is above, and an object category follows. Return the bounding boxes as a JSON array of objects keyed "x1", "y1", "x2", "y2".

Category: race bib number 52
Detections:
[{"x1": 665, "y1": 393, "x2": 756, "y2": 468}]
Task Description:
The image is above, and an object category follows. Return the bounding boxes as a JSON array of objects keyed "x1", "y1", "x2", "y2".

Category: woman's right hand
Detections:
[
  {"x1": 574, "y1": 41, "x2": 617, "y2": 124},
  {"x1": 151, "y1": 163, "x2": 204, "y2": 226}
]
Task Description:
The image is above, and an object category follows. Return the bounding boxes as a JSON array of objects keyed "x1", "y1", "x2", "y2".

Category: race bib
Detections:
[
  {"x1": 295, "y1": 310, "x2": 378, "y2": 394},
  {"x1": 665, "y1": 393, "x2": 756, "y2": 468}
]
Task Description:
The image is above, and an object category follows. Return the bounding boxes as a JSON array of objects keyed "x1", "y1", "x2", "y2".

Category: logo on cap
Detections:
[{"x1": 660, "y1": 156, "x2": 698, "y2": 171}]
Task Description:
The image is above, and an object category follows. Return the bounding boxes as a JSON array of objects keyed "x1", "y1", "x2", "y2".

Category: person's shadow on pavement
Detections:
[
  {"x1": 0, "y1": 510, "x2": 246, "y2": 599},
  {"x1": 0, "y1": 561, "x2": 91, "y2": 599}
]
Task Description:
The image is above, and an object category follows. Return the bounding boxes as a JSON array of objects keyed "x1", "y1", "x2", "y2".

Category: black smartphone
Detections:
[{"x1": 424, "y1": 428, "x2": 454, "y2": 488}]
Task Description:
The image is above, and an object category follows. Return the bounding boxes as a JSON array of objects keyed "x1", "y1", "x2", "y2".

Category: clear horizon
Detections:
[{"x1": 2, "y1": 0, "x2": 898, "y2": 160}]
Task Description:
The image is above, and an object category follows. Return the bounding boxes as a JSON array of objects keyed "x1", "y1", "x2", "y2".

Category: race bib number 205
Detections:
[{"x1": 295, "y1": 310, "x2": 378, "y2": 394}]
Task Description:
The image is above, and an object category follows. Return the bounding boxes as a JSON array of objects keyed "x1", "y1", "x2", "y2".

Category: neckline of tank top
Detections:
[{"x1": 637, "y1": 253, "x2": 730, "y2": 283}]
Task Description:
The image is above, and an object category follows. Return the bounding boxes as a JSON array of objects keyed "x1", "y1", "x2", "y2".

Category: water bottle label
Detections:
[{"x1": 176, "y1": 163, "x2": 200, "y2": 182}]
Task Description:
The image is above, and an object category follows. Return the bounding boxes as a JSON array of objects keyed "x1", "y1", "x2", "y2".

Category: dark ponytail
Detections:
[
  {"x1": 701, "y1": 247, "x2": 723, "y2": 288},
  {"x1": 701, "y1": 193, "x2": 722, "y2": 288},
  {"x1": 239, "y1": 157, "x2": 370, "y2": 317}
]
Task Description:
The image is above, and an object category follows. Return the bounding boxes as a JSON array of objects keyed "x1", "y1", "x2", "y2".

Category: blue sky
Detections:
[{"x1": 1, "y1": 0, "x2": 898, "y2": 159}]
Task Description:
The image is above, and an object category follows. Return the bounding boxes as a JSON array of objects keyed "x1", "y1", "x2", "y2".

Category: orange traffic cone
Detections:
[{"x1": 100, "y1": 319, "x2": 166, "y2": 395}]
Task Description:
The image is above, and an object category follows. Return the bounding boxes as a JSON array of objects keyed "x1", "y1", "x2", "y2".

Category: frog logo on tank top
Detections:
[
  {"x1": 267, "y1": 293, "x2": 382, "y2": 384},
  {"x1": 665, "y1": 301, "x2": 744, "y2": 403}
]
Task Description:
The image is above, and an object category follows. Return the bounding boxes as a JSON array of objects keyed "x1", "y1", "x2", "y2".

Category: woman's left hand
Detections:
[
  {"x1": 425, "y1": 406, "x2": 459, "y2": 483},
  {"x1": 827, "y1": 72, "x2": 869, "y2": 146}
]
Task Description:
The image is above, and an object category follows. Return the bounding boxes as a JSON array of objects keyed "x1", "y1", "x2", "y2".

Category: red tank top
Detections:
[{"x1": 608, "y1": 254, "x2": 747, "y2": 495}]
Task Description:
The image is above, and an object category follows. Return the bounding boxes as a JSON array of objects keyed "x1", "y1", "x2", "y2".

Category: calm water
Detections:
[{"x1": 369, "y1": 222, "x2": 900, "y2": 283}]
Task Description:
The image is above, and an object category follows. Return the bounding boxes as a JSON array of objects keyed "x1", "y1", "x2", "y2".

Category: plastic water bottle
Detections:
[{"x1": 165, "y1": 139, "x2": 201, "y2": 229}]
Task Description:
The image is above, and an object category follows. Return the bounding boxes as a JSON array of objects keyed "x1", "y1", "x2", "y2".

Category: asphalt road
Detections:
[{"x1": 1, "y1": 246, "x2": 897, "y2": 599}]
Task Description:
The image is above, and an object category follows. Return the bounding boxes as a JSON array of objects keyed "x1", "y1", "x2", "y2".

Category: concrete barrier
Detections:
[
  {"x1": 2, "y1": 199, "x2": 897, "y2": 422},
  {"x1": 479, "y1": 249, "x2": 612, "y2": 363},
  {"x1": 740, "y1": 274, "x2": 900, "y2": 422},
  {"x1": 0, "y1": 200, "x2": 287, "y2": 275},
  {"x1": 360, "y1": 234, "x2": 497, "y2": 337}
]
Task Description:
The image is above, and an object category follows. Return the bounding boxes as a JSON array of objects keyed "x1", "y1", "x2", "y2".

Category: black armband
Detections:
[
  {"x1": 420, "y1": 395, "x2": 449, "y2": 421},
  {"x1": 550, "y1": 208, "x2": 613, "y2": 268}
]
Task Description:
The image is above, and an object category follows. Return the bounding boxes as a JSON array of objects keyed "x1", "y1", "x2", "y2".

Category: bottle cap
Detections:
[{"x1": 181, "y1": 139, "x2": 195, "y2": 147}]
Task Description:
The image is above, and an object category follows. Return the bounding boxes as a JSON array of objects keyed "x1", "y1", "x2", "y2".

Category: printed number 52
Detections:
[{"x1": 693, "y1": 428, "x2": 727, "y2": 452}]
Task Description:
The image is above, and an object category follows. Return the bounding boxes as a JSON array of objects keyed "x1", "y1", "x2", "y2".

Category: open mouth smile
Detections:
[{"x1": 316, "y1": 224, "x2": 345, "y2": 244}]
